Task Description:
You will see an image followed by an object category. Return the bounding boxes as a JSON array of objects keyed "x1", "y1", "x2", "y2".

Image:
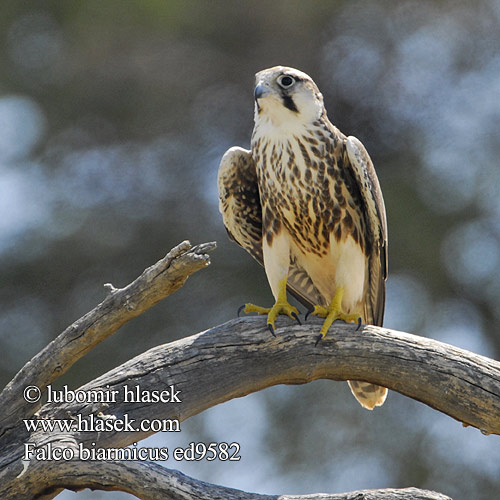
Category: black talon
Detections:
[
  {"x1": 305, "y1": 309, "x2": 313, "y2": 321},
  {"x1": 314, "y1": 334, "x2": 323, "y2": 346},
  {"x1": 291, "y1": 312, "x2": 301, "y2": 325},
  {"x1": 356, "y1": 317, "x2": 362, "y2": 331},
  {"x1": 237, "y1": 304, "x2": 246, "y2": 317},
  {"x1": 268, "y1": 323, "x2": 276, "y2": 337}
]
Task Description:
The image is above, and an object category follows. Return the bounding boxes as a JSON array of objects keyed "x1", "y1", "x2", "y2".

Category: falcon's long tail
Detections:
[{"x1": 347, "y1": 380, "x2": 388, "y2": 410}]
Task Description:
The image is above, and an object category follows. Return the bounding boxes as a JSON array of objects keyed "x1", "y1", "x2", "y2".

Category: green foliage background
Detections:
[{"x1": 1, "y1": 1, "x2": 499, "y2": 498}]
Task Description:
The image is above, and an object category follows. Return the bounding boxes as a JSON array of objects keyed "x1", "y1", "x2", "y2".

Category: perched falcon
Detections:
[{"x1": 218, "y1": 66, "x2": 388, "y2": 410}]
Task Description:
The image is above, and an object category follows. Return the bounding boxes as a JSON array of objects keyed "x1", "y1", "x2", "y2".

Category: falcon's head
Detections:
[{"x1": 253, "y1": 66, "x2": 325, "y2": 130}]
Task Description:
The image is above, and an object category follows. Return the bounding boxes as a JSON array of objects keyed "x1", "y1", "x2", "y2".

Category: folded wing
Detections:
[{"x1": 218, "y1": 146, "x2": 323, "y2": 310}]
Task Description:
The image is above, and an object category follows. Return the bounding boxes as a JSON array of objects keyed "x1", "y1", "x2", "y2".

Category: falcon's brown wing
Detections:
[
  {"x1": 217, "y1": 146, "x2": 322, "y2": 310},
  {"x1": 218, "y1": 147, "x2": 263, "y2": 263},
  {"x1": 345, "y1": 136, "x2": 388, "y2": 327}
]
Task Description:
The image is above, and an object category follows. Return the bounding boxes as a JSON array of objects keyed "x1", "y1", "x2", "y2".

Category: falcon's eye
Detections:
[{"x1": 277, "y1": 75, "x2": 295, "y2": 89}]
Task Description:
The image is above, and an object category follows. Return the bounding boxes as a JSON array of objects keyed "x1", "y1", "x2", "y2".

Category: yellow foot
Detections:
[
  {"x1": 306, "y1": 286, "x2": 362, "y2": 343},
  {"x1": 237, "y1": 277, "x2": 301, "y2": 335},
  {"x1": 239, "y1": 301, "x2": 301, "y2": 336}
]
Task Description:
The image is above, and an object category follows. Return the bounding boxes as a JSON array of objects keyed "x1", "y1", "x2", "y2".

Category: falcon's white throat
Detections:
[{"x1": 253, "y1": 83, "x2": 323, "y2": 137}]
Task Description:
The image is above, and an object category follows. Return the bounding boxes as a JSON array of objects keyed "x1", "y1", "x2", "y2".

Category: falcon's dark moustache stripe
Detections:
[{"x1": 282, "y1": 94, "x2": 298, "y2": 113}]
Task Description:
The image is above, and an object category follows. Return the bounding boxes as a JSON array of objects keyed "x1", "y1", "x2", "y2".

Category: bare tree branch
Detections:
[
  {"x1": 34, "y1": 317, "x2": 500, "y2": 443},
  {"x1": 0, "y1": 240, "x2": 216, "y2": 435},
  {"x1": 9, "y1": 460, "x2": 453, "y2": 500},
  {"x1": 2, "y1": 240, "x2": 497, "y2": 499},
  {"x1": 1, "y1": 316, "x2": 498, "y2": 498}
]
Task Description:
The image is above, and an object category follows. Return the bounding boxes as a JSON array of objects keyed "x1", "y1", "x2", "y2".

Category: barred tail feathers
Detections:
[{"x1": 348, "y1": 380, "x2": 388, "y2": 410}]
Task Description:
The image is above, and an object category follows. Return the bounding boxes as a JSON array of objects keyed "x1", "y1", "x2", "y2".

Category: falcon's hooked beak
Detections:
[
  {"x1": 254, "y1": 83, "x2": 269, "y2": 113},
  {"x1": 254, "y1": 84, "x2": 268, "y2": 101}
]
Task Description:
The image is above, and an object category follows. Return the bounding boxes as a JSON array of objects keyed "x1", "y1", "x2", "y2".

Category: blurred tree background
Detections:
[{"x1": 1, "y1": 0, "x2": 499, "y2": 498}]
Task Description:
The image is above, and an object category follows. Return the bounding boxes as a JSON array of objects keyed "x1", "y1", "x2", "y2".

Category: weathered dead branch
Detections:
[
  {"x1": 0, "y1": 240, "x2": 216, "y2": 435},
  {"x1": 8, "y1": 460, "x2": 452, "y2": 500},
  {"x1": 2, "y1": 240, "x2": 497, "y2": 499}
]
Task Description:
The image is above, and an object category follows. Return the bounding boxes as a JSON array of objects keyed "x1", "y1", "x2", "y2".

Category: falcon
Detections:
[{"x1": 218, "y1": 66, "x2": 388, "y2": 410}]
